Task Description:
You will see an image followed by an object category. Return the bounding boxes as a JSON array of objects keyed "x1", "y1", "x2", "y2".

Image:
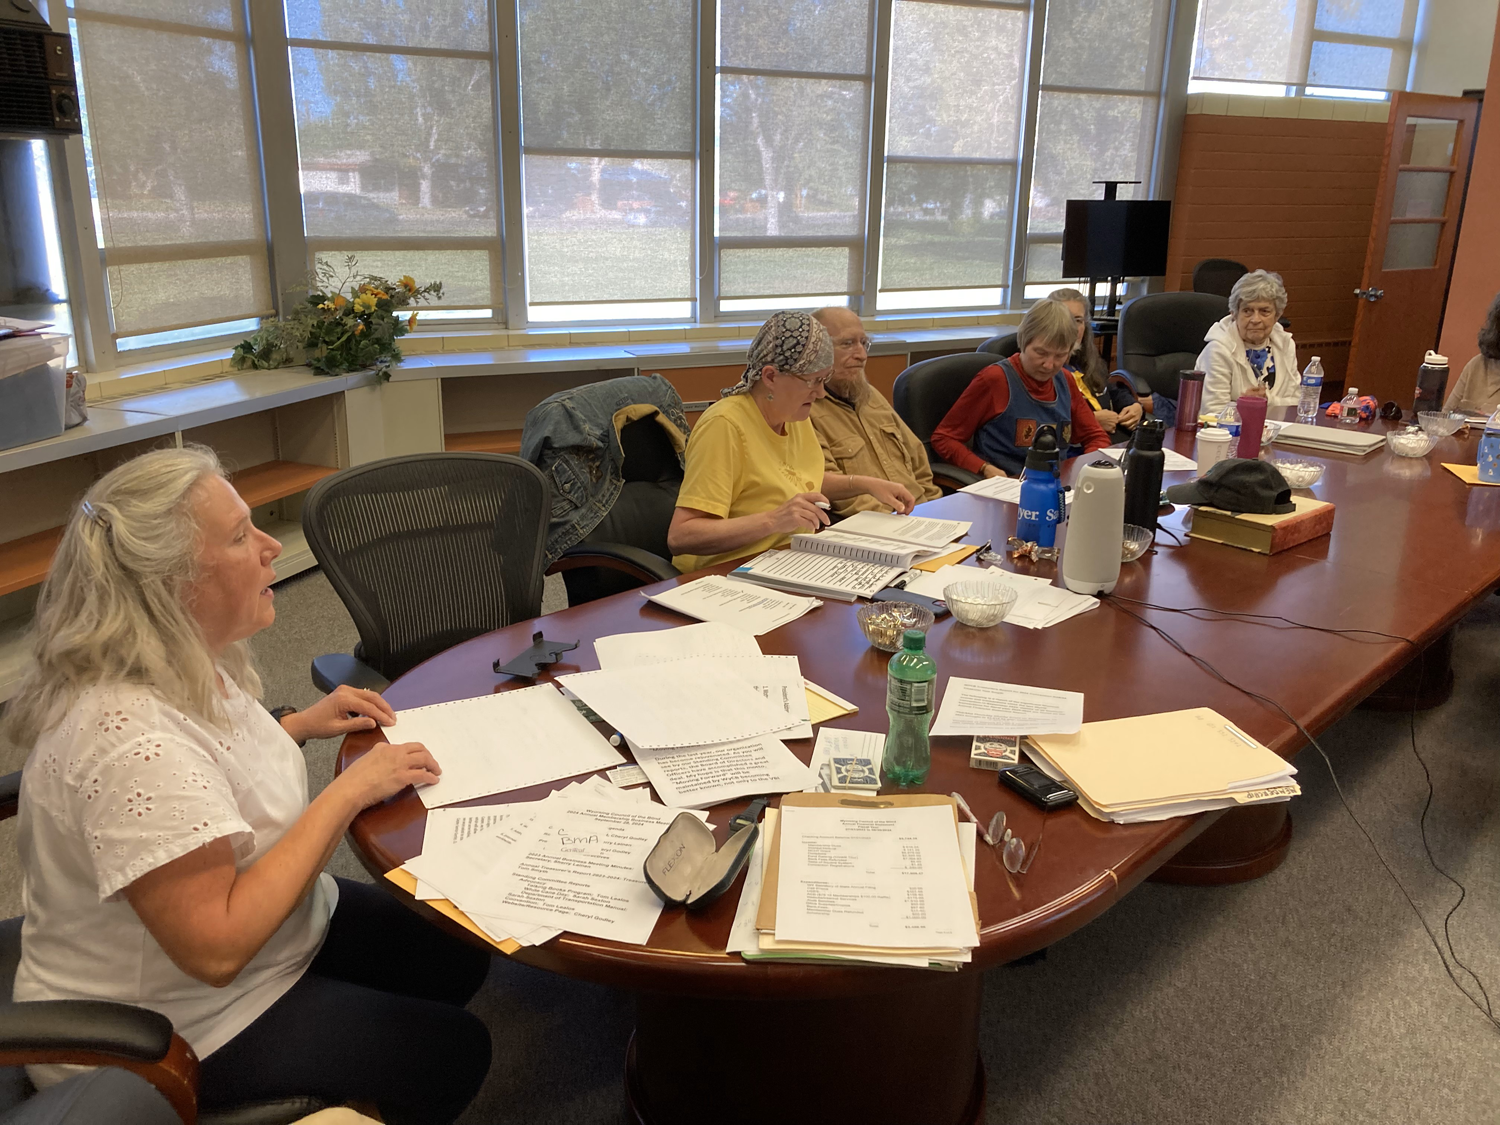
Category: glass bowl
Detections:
[
  {"x1": 1417, "y1": 410, "x2": 1466, "y2": 438},
  {"x1": 856, "y1": 600, "x2": 935, "y2": 652},
  {"x1": 1269, "y1": 458, "x2": 1325, "y2": 488},
  {"x1": 1385, "y1": 428, "x2": 1437, "y2": 458},
  {"x1": 1121, "y1": 524, "x2": 1154, "y2": 562},
  {"x1": 943, "y1": 581, "x2": 1018, "y2": 628}
]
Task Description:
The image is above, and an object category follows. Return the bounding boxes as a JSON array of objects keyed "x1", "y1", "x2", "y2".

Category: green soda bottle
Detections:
[{"x1": 883, "y1": 629, "x2": 936, "y2": 787}]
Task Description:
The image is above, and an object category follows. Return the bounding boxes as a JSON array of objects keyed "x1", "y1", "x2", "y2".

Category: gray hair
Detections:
[
  {"x1": 2, "y1": 445, "x2": 260, "y2": 749},
  {"x1": 723, "y1": 311, "x2": 834, "y2": 396},
  {"x1": 1017, "y1": 298, "x2": 1079, "y2": 354},
  {"x1": 1228, "y1": 269, "x2": 1289, "y2": 317}
]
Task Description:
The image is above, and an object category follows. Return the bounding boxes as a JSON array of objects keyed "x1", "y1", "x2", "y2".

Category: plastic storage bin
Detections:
[{"x1": 0, "y1": 336, "x2": 70, "y2": 452}]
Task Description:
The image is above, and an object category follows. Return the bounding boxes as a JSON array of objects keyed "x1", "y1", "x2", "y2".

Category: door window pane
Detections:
[
  {"x1": 1400, "y1": 118, "x2": 1459, "y2": 166},
  {"x1": 1382, "y1": 222, "x2": 1440, "y2": 271},
  {"x1": 524, "y1": 157, "x2": 692, "y2": 304},
  {"x1": 1314, "y1": 0, "x2": 1404, "y2": 38},
  {"x1": 1041, "y1": 0, "x2": 1167, "y2": 92},
  {"x1": 720, "y1": 0, "x2": 871, "y2": 74},
  {"x1": 1029, "y1": 93, "x2": 1152, "y2": 235},
  {"x1": 720, "y1": 247, "x2": 853, "y2": 298},
  {"x1": 880, "y1": 164, "x2": 1012, "y2": 290},
  {"x1": 1391, "y1": 170, "x2": 1450, "y2": 220},
  {"x1": 286, "y1": 0, "x2": 490, "y2": 51}
]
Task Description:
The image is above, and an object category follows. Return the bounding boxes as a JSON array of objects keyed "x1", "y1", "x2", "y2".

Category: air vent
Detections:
[
  {"x1": 0, "y1": 79, "x2": 53, "y2": 130},
  {"x1": 0, "y1": 27, "x2": 48, "y2": 81}
]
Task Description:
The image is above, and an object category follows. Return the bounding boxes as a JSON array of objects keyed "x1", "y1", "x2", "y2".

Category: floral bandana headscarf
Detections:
[{"x1": 723, "y1": 310, "x2": 835, "y2": 396}]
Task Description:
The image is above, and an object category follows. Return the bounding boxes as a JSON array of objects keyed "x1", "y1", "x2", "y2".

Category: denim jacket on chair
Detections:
[{"x1": 519, "y1": 373, "x2": 689, "y2": 565}]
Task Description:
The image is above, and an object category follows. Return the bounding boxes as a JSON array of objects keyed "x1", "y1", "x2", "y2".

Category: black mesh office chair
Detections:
[
  {"x1": 891, "y1": 353, "x2": 998, "y2": 490},
  {"x1": 976, "y1": 330, "x2": 1019, "y2": 357},
  {"x1": 0, "y1": 773, "x2": 325, "y2": 1125},
  {"x1": 302, "y1": 453, "x2": 549, "y2": 693},
  {"x1": 1113, "y1": 291, "x2": 1228, "y2": 402},
  {"x1": 1191, "y1": 258, "x2": 1248, "y2": 298}
]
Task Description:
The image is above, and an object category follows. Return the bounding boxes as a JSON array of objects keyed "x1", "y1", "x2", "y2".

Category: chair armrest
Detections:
[
  {"x1": 1111, "y1": 368, "x2": 1152, "y2": 396},
  {"x1": 0, "y1": 771, "x2": 18, "y2": 822},
  {"x1": 310, "y1": 653, "x2": 391, "y2": 696},
  {"x1": 930, "y1": 463, "x2": 982, "y2": 492},
  {"x1": 546, "y1": 543, "x2": 680, "y2": 585},
  {"x1": 0, "y1": 1001, "x2": 197, "y2": 1125}
]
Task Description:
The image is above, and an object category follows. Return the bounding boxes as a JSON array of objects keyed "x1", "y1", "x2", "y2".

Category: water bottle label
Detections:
[{"x1": 888, "y1": 677, "x2": 933, "y2": 714}]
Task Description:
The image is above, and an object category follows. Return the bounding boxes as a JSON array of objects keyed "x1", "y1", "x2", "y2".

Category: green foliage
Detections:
[{"x1": 230, "y1": 256, "x2": 443, "y2": 378}]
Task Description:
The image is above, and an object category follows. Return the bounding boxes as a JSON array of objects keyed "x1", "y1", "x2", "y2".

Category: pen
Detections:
[
  {"x1": 814, "y1": 501, "x2": 831, "y2": 510},
  {"x1": 950, "y1": 791, "x2": 996, "y2": 846},
  {"x1": 610, "y1": 731, "x2": 624, "y2": 747}
]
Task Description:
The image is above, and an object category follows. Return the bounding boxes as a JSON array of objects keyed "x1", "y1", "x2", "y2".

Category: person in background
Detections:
[
  {"x1": 931, "y1": 298, "x2": 1110, "y2": 478},
  {"x1": 1197, "y1": 269, "x2": 1300, "y2": 419},
  {"x1": 1048, "y1": 287, "x2": 1142, "y2": 443},
  {"x1": 1444, "y1": 292, "x2": 1500, "y2": 413},
  {"x1": 667, "y1": 310, "x2": 916, "y2": 572},
  {"x1": 808, "y1": 305, "x2": 942, "y2": 517},
  {"x1": 5, "y1": 446, "x2": 491, "y2": 1125}
]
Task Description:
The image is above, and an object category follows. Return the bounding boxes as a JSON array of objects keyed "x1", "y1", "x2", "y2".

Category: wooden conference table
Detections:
[{"x1": 339, "y1": 419, "x2": 1500, "y2": 1125}]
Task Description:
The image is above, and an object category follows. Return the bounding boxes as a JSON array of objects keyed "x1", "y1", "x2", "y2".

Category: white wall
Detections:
[{"x1": 1409, "y1": 0, "x2": 1498, "y2": 95}]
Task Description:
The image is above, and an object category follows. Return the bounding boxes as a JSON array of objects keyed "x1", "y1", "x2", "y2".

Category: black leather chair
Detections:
[
  {"x1": 1113, "y1": 291, "x2": 1227, "y2": 402},
  {"x1": 976, "y1": 330, "x2": 1019, "y2": 357},
  {"x1": 891, "y1": 353, "x2": 998, "y2": 490},
  {"x1": 302, "y1": 452, "x2": 550, "y2": 693},
  {"x1": 0, "y1": 772, "x2": 325, "y2": 1125},
  {"x1": 1191, "y1": 257, "x2": 1248, "y2": 298}
]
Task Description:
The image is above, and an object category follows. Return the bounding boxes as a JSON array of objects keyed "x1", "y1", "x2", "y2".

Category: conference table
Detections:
[{"x1": 338, "y1": 418, "x2": 1500, "y2": 1125}]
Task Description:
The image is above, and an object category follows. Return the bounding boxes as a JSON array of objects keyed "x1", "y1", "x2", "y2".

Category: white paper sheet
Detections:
[
  {"x1": 714, "y1": 654, "x2": 813, "y2": 740},
  {"x1": 833, "y1": 511, "x2": 972, "y2": 548},
  {"x1": 646, "y1": 575, "x2": 821, "y2": 635},
  {"x1": 725, "y1": 828, "x2": 767, "y2": 954},
  {"x1": 389, "y1": 684, "x2": 626, "y2": 808},
  {"x1": 594, "y1": 621, "x2": 761, "y2": 669},
  {"x1": 958, "y1": 476, "x2": 1025, "y2": 503},
  {"x1": 556, "y1": 661, "x2": 801, "y2": 750},
  {"x1": 628, "y1": 735, "x2": 812, "y2": 809},
  {"x1": 732, "y1": 549, "x2": 901, "y2": 601},
  {"x1": 930, "y1": 677, "x2": 1084, "y2": 737},
  {"x1": 901, "y1": 564, "x2": 1098, "y2": 630},
  {"x1": 774, "y1": 804, "x2": 979, "y2": 950},
  {"x1": 1097, "y1": 445, "x2": 1197, "y2": 472},
  {"x1": 804, "y1": 728, "x2": 886, "y2": 793}
]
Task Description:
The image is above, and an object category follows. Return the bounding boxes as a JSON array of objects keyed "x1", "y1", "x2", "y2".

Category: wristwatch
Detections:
[{"x1": 269, "y1": 706, "x2": 306, "y2": 747}]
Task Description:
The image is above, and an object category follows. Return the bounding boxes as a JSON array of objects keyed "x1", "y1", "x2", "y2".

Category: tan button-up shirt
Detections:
[{"x1": 810, "y1": 386, "x2": 943, "y2": 517}]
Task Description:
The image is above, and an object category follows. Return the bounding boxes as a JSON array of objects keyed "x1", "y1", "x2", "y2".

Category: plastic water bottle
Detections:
[
  {"x1": 1298, "y1": 356, "x2": 1324, "y2": 424},
  {"x1": 1339, "y1": 386, "x2": 1361, "y2": 424},
  {"x1": 1478, "y1": 409, "x2": 1500, "y2": 483},
  {"x1": 883, "y1": 629, "x2": 936, "y2": 787}
]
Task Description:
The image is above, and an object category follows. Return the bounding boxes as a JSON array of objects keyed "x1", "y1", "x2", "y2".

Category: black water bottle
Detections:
[{"x1": 1122, "y1": 418, "x2": 1167, "y2": 532}]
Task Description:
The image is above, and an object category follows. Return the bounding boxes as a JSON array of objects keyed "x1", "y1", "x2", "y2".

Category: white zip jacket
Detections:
[{"x1": 1196, "y1": 315, "x2": 1301, "y2": 418}]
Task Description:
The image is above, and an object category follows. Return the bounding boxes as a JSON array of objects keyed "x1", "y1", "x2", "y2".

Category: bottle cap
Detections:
[
  {"x1": 1310, "y1": 355, "x2": 1321, "y2": 362},
  {"x1": 1425, "y1": 350, "x2": 1448, "y2": 367},
  {"x1": 1129, "y1": 417, "x2": 1165, "y2": 452},
  {"x1": 1024, "y1": 424, "x2": 1060, "y2": 471},
  {"x1": 1348, "y1": 387, "x2": 1359, "y2": 395},
  {"x1": 902, "y1": 629, "x2": 926, "y2": 651}
]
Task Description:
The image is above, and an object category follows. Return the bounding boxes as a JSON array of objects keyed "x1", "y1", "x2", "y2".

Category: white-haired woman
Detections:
[
  {"x1": 667, "y1": 310, "x2": 916, "y2": 572},
  {"x1": 5, "y1": 447, "x2": 491, "y2": 1124},
  {"x1": 1197, "y1": 269, "x2": 1301, "y2": 418},
  {"x1": 932, "y1": 298, "x2": 1111, "y2": 478}
]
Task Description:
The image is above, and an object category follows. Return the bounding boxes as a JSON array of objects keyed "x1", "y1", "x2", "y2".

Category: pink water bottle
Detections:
[{"x1": 1236, "y1": 394, "x2": 1268, "y2": 459}]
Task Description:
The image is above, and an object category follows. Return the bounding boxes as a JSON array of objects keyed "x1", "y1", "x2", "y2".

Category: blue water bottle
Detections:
[
  {"x1": 1478, "y1": 409, "x2": 1500, "y2": 483},
  {"x1": 1015, "y1": 424, "x2": 1065, "y2": 549}
]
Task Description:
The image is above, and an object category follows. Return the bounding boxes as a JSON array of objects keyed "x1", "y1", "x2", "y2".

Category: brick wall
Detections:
[{"x1": 1164, "y1": 103, "x2": 1390, "y2": 389}]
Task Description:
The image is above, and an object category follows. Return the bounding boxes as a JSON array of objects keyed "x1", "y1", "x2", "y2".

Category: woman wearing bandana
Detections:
[
  {"x1": 1197, "y1": 269, "x2": 1301, "y2": 419},
  {"x1": 668, "y1": 311, "x2": 916, "y2": 573}
]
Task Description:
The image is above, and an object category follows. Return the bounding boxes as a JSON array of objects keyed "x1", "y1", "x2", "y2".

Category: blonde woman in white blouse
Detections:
[{"x1": 4, "y1": 446, "x2": 491, "y2": 1124}]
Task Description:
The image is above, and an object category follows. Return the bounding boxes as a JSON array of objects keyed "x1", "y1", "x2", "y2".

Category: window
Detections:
[
  {"x1": 1191, "y1": 0, "x2": 1417, "y2": 97},
  {"x1": 69, "y1": 0, "x2": 273, "y2": 349},
  {"x1": 517, "y1": 0, "x2": 695, "y2": 322},
  {"x1": 286, "y1": 0, "x2": 501, "y2": 317}
]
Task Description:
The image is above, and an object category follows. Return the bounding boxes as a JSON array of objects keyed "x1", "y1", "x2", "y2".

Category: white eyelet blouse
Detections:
[{"x1": 13, "y1": 674, "x2": 337, "y2": 1083}]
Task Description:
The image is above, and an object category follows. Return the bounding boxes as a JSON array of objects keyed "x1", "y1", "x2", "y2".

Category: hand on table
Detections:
[
  {"x1": 338, "y1": 739, "x2": 442, "y2": 809},
  {"x1": 280, "y1": 685, "x2": 396, "y2": 744}
]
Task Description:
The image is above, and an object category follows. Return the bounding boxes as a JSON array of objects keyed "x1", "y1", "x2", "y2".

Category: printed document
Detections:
[
  {"x1": 646, "y1": 575, "x2": 821, "y2": 635},
  {"x1": 388, "y1": 683, "x2": 625, "y2": 808},
  {"x1": 732, "y1": 548, "x2": 901, "y2": 601},
  {"x1": 833, "y1": 511, "x2": 972, "y2": 549},
  {"x1": 774, "y1": 804, "x2": 979, "y2": 950},
  {"x1": 594, "y1": 621, "x2": 761, "y2": 668},
  {"x1": 629, "y1": 735, "x2": 812, "y2": 809},
  {"x1": 959, "y1": 476, "x2": 1025, "y2": 504},
  {"x1": 930, "y1": 677, "x2": 1084, "y2": 737},
  {"x1": 1098, "y1": 445, "x2": 1197, "y2": 472}
]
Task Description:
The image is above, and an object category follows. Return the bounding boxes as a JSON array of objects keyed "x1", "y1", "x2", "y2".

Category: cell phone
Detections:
[{"x1": 999, "y1": 763, "x2": 1078, "y2": 809}]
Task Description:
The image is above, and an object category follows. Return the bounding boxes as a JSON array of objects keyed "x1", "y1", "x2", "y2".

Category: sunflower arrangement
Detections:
[{"x1": 231, "y1": 255, "x2": 444, "y2": 378}]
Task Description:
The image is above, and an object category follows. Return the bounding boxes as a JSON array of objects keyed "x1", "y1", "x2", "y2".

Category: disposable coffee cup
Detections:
[{"x1": 1195, "y1": 427, "x2": 1232, "y2": 473}]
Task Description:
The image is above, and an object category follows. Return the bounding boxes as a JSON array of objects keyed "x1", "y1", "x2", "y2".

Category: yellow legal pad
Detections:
[
  {"x1": 1442, "y1": 463, "x2": 1500, "y2": 486},
  {"x1": 912, "y1": 542, "x2": 982, "y2": 571}
]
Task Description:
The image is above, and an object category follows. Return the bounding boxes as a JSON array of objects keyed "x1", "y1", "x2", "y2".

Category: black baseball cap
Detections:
[{"x1": 1165, "y1": 458, "x2": 1296, "y2": 514}]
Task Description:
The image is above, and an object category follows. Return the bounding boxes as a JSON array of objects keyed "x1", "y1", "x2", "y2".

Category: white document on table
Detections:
[
  {"x1": 1004, "y1": 584, "x2": 1099, "y2": 630},
  {"x1": 715, "y1": 654, "x2": 813, "y2": 740},
  {"x1": 594, "y1": 621, "x2": 761, "y2": 668},
  {"x1": 959, "y1": 476, "x2": 1025, "y2": 504},
  {"x1": 1098, "y1": 445, "x2": 1198, "y2": 472},
  {"x1": 409, "y1": 807, "x2": 509, "y2": 900},
  {"x1": 469, "y1": 799, "x2": 686, "y2": 945},
  {"x1": 833, "y1": 511, "x2": 973, "y2": 549},
  {"x1": 725, "y1": 826, "x2": 768, "y2": 954},
  {"x1": 388, "y1": 683, "x2": 626, "y2": 808},
  {"x1": 646, "y1": 575, "x2": 821, "y2": 635},
  {"x1": 557, "y1": 660, "x2": 800, "y2": 750},
  {"x1": 628, "y1": 735, "x2": 811, "y2": 810},
  {"x1": 900, "y1": 562, "x2": 1015, "y2": 600},
  {"x1": 930, "y1": 677, "x2": 1084, "y2": 737},
  {"x1": 804, "y1": 728, "x2": 886, "y2": 793},
  {"x1": 774, "y1": 804, "x2": 979, "y2": 950}
]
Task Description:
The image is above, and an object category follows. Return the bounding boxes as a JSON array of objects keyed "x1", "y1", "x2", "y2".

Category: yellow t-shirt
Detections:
[{"x1": 672, "y1": 394, "x2": 825, "y2": 572}]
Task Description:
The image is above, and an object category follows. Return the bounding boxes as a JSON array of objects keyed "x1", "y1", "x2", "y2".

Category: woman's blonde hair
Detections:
[
  {"x1": 1016, "y1": 298, "x2": 1080, "y2": 355},
  {"x1": 1047, "y1": 287, "x2": 1108, "y2": 393},
  {"x1": 2, "y1": 445, "x2": 260, "y2": 749}
]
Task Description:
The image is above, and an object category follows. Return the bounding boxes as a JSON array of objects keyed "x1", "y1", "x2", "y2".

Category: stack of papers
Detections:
[
  {"x1": 1098, "y1": 445, "x2": 1198, "y2": 472},
  {"x1": 726, "y1": 796, "x2": 979, "y2": 970},
  {"x1": 647, "y1": 575, "x2": 821, "y2": 635},
  {"x1": 0, "y1": 332, "x2": 68, "y2": 380},
  {"x1": 1026, "y1": 707, "x2": 1299, "y2": 823},
  {"x1": 901, "y1": 564, "x2": 1099, "y2": 630},
  {"x1": 930, "y1": 677, "x2": 1084, "y2": 737},
  {"x1": 834, "y1": 510, "x2": 973, "y2": 549},
  {"x1": 399, "y1": 776, "x2": 699, "y2": 947},
  {"x1": 959, "y1": 476, "x2": 1024, "y2": 503}
]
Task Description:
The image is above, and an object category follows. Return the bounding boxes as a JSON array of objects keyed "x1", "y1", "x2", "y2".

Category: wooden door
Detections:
[{"x1": 1346, "y1": 93, "x2": 1479, "y2": 406}]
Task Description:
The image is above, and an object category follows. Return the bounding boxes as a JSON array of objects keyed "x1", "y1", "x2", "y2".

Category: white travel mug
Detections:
[{"x1": 1195, "y1": 427, "x2": 1232, "y2": 473}]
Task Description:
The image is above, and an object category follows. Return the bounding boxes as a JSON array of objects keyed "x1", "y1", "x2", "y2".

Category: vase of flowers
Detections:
[{"x1": 231, "y1": 255, "x2": 444, "y2": 379}]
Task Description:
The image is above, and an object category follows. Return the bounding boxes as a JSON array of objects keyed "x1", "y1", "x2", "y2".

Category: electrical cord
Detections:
[{"x1": 1102, "y1": 594, "x2": 1500, "y2": 1032}]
